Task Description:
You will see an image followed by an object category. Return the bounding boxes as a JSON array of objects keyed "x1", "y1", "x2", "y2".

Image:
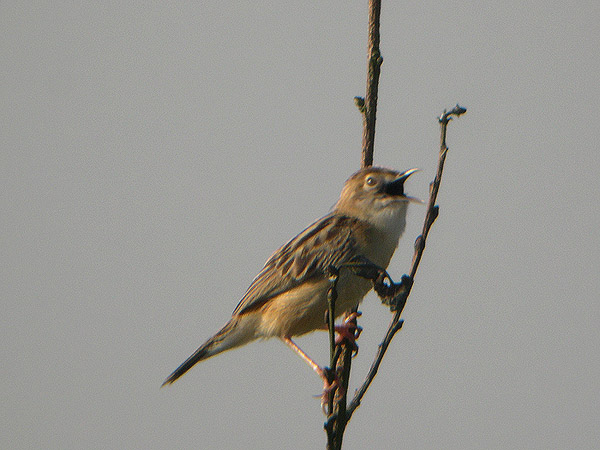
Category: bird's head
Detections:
[{"x1": 335, "y1": 166, "x2": 420, "y2": 229}]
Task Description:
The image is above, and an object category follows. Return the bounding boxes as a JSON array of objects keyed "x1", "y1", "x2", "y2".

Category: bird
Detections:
[{"x1": 162, "y1": 166, "x2": 419, "y2": 390}]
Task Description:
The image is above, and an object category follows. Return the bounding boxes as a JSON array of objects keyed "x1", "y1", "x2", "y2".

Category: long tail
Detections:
[{"x1": 161, "y1": 316, "x2": 256, "y2": 387}]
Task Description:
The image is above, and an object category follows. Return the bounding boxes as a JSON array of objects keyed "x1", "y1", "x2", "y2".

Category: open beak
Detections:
[{"x1": 386, "y1": 168, "x2": 421, "y2": 202}]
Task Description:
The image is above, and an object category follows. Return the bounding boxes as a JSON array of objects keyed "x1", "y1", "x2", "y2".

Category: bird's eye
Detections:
[{"x1": 365, "y1": 176, "x2": 377, "y2": 186}]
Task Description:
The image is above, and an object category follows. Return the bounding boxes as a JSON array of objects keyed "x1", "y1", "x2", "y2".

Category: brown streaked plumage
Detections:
[{"x1": 162, "y1": 166, "x2": 419, "y2": 387}]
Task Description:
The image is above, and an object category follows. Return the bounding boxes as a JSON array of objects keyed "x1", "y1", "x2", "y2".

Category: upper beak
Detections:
[
  {"x1": 385, "y1": 168, "x2": 420, "y2": 198},
  {"x1": 397, "y1": 167, "x2": 420, "y2": 183}
]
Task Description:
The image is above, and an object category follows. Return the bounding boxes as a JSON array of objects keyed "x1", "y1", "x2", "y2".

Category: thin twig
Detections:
[
  {"x1": 327, "y1": 268, "x2": 339, "y2": 369},
  {"x1": 325, "y1": 267, "x2": 343, "y2": 418},
  {"x1": 346, "y1": 105, "x2": 466, "y2": 419}
]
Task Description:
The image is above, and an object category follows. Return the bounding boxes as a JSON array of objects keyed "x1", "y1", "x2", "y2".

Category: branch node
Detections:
[
  {"x1": 439, "y1": 104, "x2": 467, "y2": 124},
  {"x1": 388, "y1": 275, "x2": 412, "y2": 312},
  {"x1": 369, "y1": 50, "x2": 383, "y2": 69},
  {"x1": 392, "y1": 319, "x2": 405, "y2": 333},
  {"x1": 429, "y1": 205, "x2": 440, "y2": 225},
  {"x1": 414, "y1": 235, "x2": 424, "y2": 252},
  {"x1": 354, "y1": 96, "x2": 366, "y2": 114}
]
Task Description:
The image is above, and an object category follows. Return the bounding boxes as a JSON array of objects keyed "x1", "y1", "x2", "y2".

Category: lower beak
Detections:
[
  {"x1": 400, "y1": 169, "x2": 422, "y2": 204},
  {"x1": 404, "y1": 195, "x2": 425, "y2": 204}
]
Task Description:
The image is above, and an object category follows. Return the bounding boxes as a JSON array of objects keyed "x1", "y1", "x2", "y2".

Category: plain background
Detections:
[{"x1": 2, "y1": 2, "x2": 599, "y2": 449}]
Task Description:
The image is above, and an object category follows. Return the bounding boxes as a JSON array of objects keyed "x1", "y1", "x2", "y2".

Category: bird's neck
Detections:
[{"x1": 350, "y1": 205, "x2": 408, "y2": 269}]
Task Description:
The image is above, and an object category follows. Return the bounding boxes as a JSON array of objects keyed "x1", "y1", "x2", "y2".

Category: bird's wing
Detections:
[{"x1": 232, "y1": 213, "x2": 366, "y2": 316}]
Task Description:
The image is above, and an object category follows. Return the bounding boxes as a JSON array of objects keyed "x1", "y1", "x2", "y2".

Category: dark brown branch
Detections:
[
  {"x1": 325, "y1": 2, "x2": 383, "y2": 448},
  {"x1": 360, "y1": 0, "x2": 382, "y2": 168},
  {"x1": 345, "y1": 104, "x2": 466, "y2": 419}
]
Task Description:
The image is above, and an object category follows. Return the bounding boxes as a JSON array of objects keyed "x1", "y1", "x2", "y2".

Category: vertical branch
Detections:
[
  {"x1": 360, "y1": 0, "x2": 383, "y2": 168},
  {"x1": 326, "y1": 1, "x2": 383, "y2": 449}
]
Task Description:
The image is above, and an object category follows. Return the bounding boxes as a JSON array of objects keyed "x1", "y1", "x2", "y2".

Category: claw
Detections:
[
  {"x1": 315, "y1": 367, "x2": 339, "y2": 414},
  {"x1": 345, "y1": 311, "x2": 362, "y2": 322},
  {"x1": 334, "y1": 312, "x2": 363, "y2": 356}
]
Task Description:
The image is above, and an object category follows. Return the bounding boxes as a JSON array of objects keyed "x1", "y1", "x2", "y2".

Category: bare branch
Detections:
[
  {"x1": 325, "y1": 2, "x2": 384, "y2": 448},
  {"x1": 360, "y1": 0, "x2": 383, "y2": 168},
  {"x1": 323, "y1": 0, "x2": 466, "y2": 445},
  {"x1": 325, "y1": 0, "x2": 383, "y2": 450},
  {"x1": 346, "y1": 105, "x2": 466, "y2": 419}
]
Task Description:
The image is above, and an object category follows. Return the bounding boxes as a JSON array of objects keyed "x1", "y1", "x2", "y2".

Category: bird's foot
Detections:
[
  {"x1": 334, "y1": 312, "x2": 362, "y2": 356},
  {"x1": 373, "y1": 271, "x2": 397, "y2": 299},
  {"x1": 374, "y1": 273, "x2": 412, "y2": 310},
  {"x1": 315, "y1": 366, "x2": 339, "y2": 414}
]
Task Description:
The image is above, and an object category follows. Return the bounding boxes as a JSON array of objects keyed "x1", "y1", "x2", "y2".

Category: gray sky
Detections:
[{"x1": 2, "y1": 2, "x2": 599, "y2": 449}]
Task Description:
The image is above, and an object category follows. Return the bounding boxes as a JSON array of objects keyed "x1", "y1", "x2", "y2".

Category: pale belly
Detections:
[{"x1": 257, "y1": 272, "x2": 373, "y2": 338}]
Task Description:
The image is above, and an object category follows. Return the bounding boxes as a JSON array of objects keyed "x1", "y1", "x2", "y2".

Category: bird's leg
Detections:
[
  {"x1": 341, "y1": 256, "x2": 408, "y2": 310},
  {"x1": 282, "y1": 337, "x2": 338, "y2": 411},
  {"x1": 344, "y1": 255, "x2": 387, "y2": 282},
  {"x1": 342, "y1": 255, "x2": 413, "y2": 311},
  {"x1": 282, "y1": 336, "x2": 325, "y2": 374}
]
